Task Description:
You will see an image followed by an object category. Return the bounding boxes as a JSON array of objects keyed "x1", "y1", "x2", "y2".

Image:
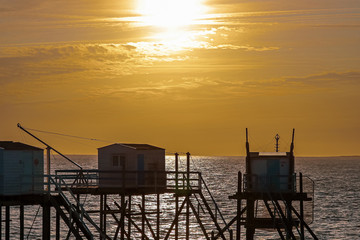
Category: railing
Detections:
[
  {"x1": 243, "y1": 173, "x2": 297, "y2": 192},
  {"x1": 54, "y1": 169, "x2": 202, "y2": 192}
]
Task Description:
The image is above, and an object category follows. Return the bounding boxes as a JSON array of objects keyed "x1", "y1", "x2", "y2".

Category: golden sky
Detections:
[{"x1": 1, "y1": 0, "x2": 359, "y2": 156}]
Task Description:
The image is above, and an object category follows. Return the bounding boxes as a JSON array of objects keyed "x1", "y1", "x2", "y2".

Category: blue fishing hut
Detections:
[
  {"x1": 0, "y1": 141, "x2": 44, "y2": 195},
  {"x1": 245, "y1": 131, "x2": 295, "y2": 192}
]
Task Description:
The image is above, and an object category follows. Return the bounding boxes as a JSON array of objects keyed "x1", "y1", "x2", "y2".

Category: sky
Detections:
[{"x1": 1, "y1": 0, "x2": 359, "y2": 156}]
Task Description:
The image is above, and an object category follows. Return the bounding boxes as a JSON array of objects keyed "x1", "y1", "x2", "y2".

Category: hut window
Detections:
[{"x1": 112, "y1": 155, "x2": 125, "y2": 168}]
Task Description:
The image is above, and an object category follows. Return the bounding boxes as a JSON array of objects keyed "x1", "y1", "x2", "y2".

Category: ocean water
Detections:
[{"x1": 2, "y1": 155, "x2": 359, "y2": 239}]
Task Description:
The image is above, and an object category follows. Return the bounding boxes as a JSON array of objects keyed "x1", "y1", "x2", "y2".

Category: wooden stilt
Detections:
[
  {"x1": 236, "y1": 171, "x2": 241, "y2": 240},
  {"x1": 104, "y1": 194, "x2": 107, "y2": 236},
  {"x1": 5, "y1": 206, "x2": 10, "y2": 240},
  {"x1": 157, "y1": 193, "x2": 160, "y2": 240},
  {"x1": 245, "y1": 199, "x2": 255, "y2": 240},
  {"x1": 42, "y1": 202, "x2": 51, "y2": 240},
  {"x1": 100, "y1": 194, "x2": 104, "y2": 240},
  {"x1": 56, "y1": 210, "x2": 60, "y2": 240},
  {"x1": 300, "y1": 173, "x2": 305, "y2": 240},
  {"x1": 128, "y1": 195, "x2": 132, "y2": 239},
  {"x1": 142, "y1": 195, "x2": 145, "y2": 240},
  {"x1": 0, "y1": 204, "x2": 2, "y2": 239},
  {"x1": 121, "y1": 194, "x2": 125, "y2": 240},
  {"x1": 20, "y1": 204, "x2": 24, "y2": 240}
]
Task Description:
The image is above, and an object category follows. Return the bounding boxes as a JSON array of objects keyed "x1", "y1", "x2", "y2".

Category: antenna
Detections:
[{"x1": 275, "y1": 134, "x2": 280, "y2": 152}]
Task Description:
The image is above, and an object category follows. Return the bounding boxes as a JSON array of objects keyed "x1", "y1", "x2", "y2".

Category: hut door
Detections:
[
  {"x1": 23, "y1": 153, "x2": 33, "y2": 193},
  {"x1": 267, "y1": 159, "x2": 280, "y2": 191},
  {"x1": 137, "y1": 154, "x2": 145, "y2": 185}
]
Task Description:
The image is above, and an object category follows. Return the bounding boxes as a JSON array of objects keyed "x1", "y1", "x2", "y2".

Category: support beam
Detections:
[
  {"x1": 157, "y1": 193, "x2": 160, "y2": 240},
  {"x1": 42, "y1": 202, "x2": 51, "y2": 240},
  {"x1": 20, "y1": 205, "x2": 24, "y2": 240},
  {"x1": 56, "y1": 211, "x2": 60, "y2": 240},
  {"x1": 142, "y1": 195, "x2": 145, "y2": 240},
  {"x1": 236, "y1": 171, "x2": 241, "y2": 240},
  {"x1": 6, "y1": 206, "x2": 10, "y2": 240},
  {"x1": 128, "y1": 196, "x2": 131, "y2": 239}
]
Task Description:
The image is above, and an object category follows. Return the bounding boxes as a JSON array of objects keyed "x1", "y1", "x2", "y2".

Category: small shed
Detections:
[
  {"x1": 98, "y1": 143, "x2": 166, "y2": 189},
  {"x1": 0, "y1": 141, "x2": 44, "y2": 196},
  {"x1": 246, "y1": 152, "x2": 294, "y2": 192}
]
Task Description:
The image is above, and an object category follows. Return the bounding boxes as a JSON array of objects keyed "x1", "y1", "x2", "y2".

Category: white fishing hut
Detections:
[
  {"x1": 98, "y1": 143, "x2": 165, "y2": 189},
  {"x1": 0, "y1": 141, "x2": 44, "y2": 196},
  {"x1": 245, "y1": 130, "x2": 295, "y2": 192}
]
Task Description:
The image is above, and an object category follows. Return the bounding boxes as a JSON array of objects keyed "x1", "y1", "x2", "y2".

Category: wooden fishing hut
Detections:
[
  {"x1": 229, "y1": 129, "x2": 318, "y2": 240},
  {"x1": 98, "y1": 143, "x2": 166, "y2": 192},
  {"x1": 0, "y1": 141, "x2": 44, "y2": 195}
]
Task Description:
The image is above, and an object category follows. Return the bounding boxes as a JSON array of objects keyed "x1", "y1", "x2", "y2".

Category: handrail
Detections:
[
  {"x1": 55, "y1": 169, "x2": 202, "y2": 191},
  {"x1": 47, "y1": 175, "x2": 111, "y2": 240},
  {"x1": 199, "y1": 175, "x2": 229, "y2": 231}
]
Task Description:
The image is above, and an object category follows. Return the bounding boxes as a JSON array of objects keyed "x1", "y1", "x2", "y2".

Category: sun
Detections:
[{"x1": 136, "y1": 0, "x2": 206, "y2": 28}]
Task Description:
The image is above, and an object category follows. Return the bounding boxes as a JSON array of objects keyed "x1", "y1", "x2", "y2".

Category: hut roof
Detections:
[
  {"x1": 0, "y1": 141, "x2": 43, "y2": 151},
  {"x1": 98, "y1": 143, "x2": 164, "y2": 150}
]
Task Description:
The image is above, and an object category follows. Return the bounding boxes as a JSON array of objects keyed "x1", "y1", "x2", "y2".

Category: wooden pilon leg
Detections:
[
  {"x1": 56, "y1": 210, "x2": 60, "y2": 240},
  {"x1": 128, "y1": 195, "x2": 131, "y2": 239},
  {"x1": 43, "y1": 202, "x2": 51, "y2": 240},
  {"x1": 104, "y1": 194, "x2": 107, "y2": 236},
  {"x1": 121, "y1": 194, "x2": 125, "y2": 240},
  {"x1": 141, "y1": 195, "x2": 145, "y2": 240},
  {"x1": 156, "y1": 193, "x2": 160, "y2": 240},
  {"x1": 20, "y1": 204, "x2": 24, "y2": 240},
  {"x1": 236, "y1": 171, "x2": 242, "y2": 240},
  {"x1": 245, "y1": 199, "x2": 255, "y2": 240},
  {"x1": 299, "y1": 173, "x2": 305, "y2": 240},
  {"x1": 0, "y1": 204, "x2": 2, "y2": 238},
  {"x1": 100, "y1": 195, "x2": 104, "y2": 240},
  {"x1": 5, "y1": 206, "x2": 10, "y2": 240}
]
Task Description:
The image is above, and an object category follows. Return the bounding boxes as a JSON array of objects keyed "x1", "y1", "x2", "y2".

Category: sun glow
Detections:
[{"x1": 137, "y1": 0, "x2": 206, "y2": 28}]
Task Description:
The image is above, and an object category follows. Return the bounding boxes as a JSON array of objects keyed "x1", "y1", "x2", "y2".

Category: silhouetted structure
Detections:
[{"x1": 228, "y1": 129, "x2": 318, "y2": 240}]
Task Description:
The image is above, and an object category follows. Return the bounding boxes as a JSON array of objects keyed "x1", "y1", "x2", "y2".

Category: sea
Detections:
[{"x1": 2, "y1": 155, "x2": 360, "y2": 239}]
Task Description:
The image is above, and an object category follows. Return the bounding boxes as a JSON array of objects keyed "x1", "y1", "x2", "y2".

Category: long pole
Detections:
[{"x1": 17, "y1": 123, "x2": 82, "y2": 169}]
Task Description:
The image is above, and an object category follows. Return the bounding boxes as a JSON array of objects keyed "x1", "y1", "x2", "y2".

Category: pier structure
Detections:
[{"x1": 227, "y1": 129, "x2": 318, "y2": 240}]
